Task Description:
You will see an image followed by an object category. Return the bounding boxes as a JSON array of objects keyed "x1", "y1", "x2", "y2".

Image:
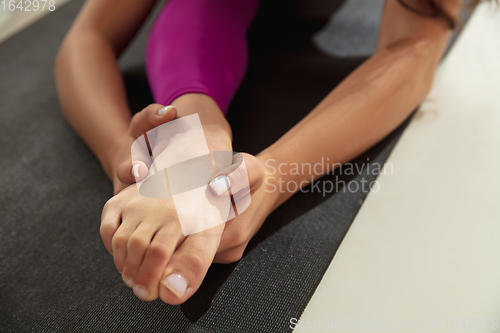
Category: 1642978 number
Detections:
[{"x1": 1, "y1": 0, "x2": 56, "y2": 11}]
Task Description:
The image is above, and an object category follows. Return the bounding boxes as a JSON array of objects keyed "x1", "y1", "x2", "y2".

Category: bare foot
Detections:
[
  {"x1": 101, "y1": 94, "x2": 235, "y2": 304},
  {"x1": 100, "y1": 183, "x2": 225, "y2": 304}
]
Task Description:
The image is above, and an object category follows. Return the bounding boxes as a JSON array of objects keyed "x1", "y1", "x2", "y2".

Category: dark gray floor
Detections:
[{"x1": 0, "y1": 0, "x2": 425, "y2": 332}]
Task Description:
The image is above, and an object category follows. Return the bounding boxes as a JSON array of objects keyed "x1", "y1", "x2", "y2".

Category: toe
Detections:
[
  {"x1": 158, "y1": 225, "x2": 223, "y2": 305},
  {"x1": 121, "y1": 220, "x2": 160, "y2": 288},
  {"x1": 111, "y1": 219, "x2": 142, "y2": 274},
  {"x1": 131, "y1": 226, "x2": 184, "y2": 301},
  {"x1": 100, "y1": 199, "x2": 122, "y2": 254}
]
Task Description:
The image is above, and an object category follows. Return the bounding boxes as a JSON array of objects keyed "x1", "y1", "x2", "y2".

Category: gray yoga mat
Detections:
[{"x1": 0, "y1": 0, "x2": 465, "y2": 332}]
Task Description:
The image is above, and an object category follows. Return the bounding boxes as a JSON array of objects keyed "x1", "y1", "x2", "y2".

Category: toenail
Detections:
[
  {"x1": 123, "y1": 276, "x2": 134, "y2": 288},
  {"x1": 209, "y1": 175, "x2": 231, "y2": 195},
  {"x1": 162, "y1": 274, "x2": 187, "y2": 298},
  {"x1": 133, "y1": 285, "x2": 149, "y2": 299},
  {"x1": 157, "y1": 105, "x2": 174, "y2": 117}
]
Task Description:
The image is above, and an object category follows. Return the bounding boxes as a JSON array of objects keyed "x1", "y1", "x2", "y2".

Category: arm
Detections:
[
  {"x1": 56, "y1": 0, "x2": 258, "y2": 194},
  {"x1": 259, "y1": 0, "x2": 462, "y2": 209},
  {"x1": 54, "y1": 0, "x2": 157, "y2": 179}
]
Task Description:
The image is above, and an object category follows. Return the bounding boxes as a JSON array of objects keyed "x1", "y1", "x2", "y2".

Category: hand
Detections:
[
  {"x1": 110, "y1": 104, "x2": 177, "y2": 194},
  {"x1": 209, "y1": 153, "x2": 279, "y2": 263}
]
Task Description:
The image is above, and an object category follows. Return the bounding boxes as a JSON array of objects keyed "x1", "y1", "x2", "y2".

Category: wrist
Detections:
[{"x1": 256, "y1": 152, "x2": 287, "y2": 212}]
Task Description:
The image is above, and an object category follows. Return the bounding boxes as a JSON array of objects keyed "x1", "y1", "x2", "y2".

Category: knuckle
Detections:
[
  {"x1": 242, "y1": 154, "x2": 265, "y2": 187},
  {"x1": 229, "y1": 251, "x2": 244, "y2": 263},
  {"x1": 182, "y1": 251, "x2": 206, "y2": 273},
  {"x1": 243, "y1": 153, "x2": 259, "y2": 172},
  {"x1": 217, "y1": 249, "x2": 243, "y2": 264},
  {"x1": 122, "y1": 262, "x2": 137, "y2": 276},
  {"x1": 102, "y1": 198, "x2": 115, "y2": 215},
  {"x1": 112, "y1": 233, "x2": 128, "y2": 251},
  {"x1": 113, "y1": 256, "x2": 124, "y2": 272},
  {"x1": 122, "y1": 198, "x2": 141, "y2": 213},
  {"x1": 127, "y1": 234, "x2": 148, "y2": 253},
  {"x1": 145, "y1": 103, "x2": 159, "y2": 113},
  {"x1": 229, "y1": 231, "x2": 248, "y2": 248},
  {"x1": 142, "y1": 103, "x2": 161, "y2": 119},
  {"x1": 99, "y1": 223, "x2": 113, "y2": 240},
  {"x1": 130, "y1": 111, "x2": 141, "y2": 127},
  {"x1": 149, "y1": 241, "x2": 171, "y2": 262}
]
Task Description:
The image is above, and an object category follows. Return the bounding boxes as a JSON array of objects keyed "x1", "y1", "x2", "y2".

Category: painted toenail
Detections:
[
  {"x1": 209, "y1": 175, "x2": 231, "y2": 195},
  {"x1": 157, "y1": 105, "x2": 175, "y2": 117},
  {"x1": 162, "y1": 274, "x2": 187, "y2": 298},
  {"x1": 123, "y1": 276, "x2": 134, "y2": 288},
  {"x1": 133, "y1": 285, "x2": 149, "y2": 299}
]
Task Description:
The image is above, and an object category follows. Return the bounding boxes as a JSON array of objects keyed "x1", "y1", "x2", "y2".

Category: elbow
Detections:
[
  {"x1": 387, "y1": 38, "x2": 438, "y2": 98},
  {"x1": 362, "y1": 38, "x2": 439, "y2": 111},
  {"x1": 399, "y1": 39, "x2": 434, "y2": 59},
  {"x1": 405, "y1": 39, "x2": 438, "y2": 97},
  {"x1": 383, "y1": 38, "x2": 437, "y2": 59}
]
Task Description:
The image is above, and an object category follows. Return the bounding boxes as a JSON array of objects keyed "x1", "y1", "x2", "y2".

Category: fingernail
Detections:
[
  {"x1": 162, "y1": 274, "x2": 187, "y2": 298},
  {"x1": 123, "y1": 276, "x2": 134, "y2": 288},
  {"x1": 133, "y1": 285, "x2": 149, "y2": 299},
  {"x1": 132, "y1": 164, "x2": 140, "y2": 178},
  {"x1": 157, "y1": 105, "x2": 175, "y2": 117},
  {"x1": 209, "y1": 175, "x2": 231, "y2": 195}
]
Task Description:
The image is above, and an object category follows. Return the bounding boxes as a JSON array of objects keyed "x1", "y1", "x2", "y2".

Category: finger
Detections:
[
  {"x1": 158, "y1": 225, "x2": 223, "y2": 305},
  {"x1": 129, "y1": 104, "x2": 177, "y2": 139},
  {"x1": 209, "y1": 153, "x2": 264, "y2": 196},
  {"x1": 122, "y1": 131, "x2": 155, "y2": 187},
  {"x1": 215, "y1": 216, "x2": 251, "y2": 255},
  {"x1": 116, "y1": 160, "x2": 149, "y2": 185}
]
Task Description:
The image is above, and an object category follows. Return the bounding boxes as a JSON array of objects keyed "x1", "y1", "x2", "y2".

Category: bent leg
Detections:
[{"x1": 146, "y1": 0, "x2": 259, "y2": 114}]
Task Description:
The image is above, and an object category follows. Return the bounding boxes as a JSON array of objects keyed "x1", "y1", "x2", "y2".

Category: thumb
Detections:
[
  {"x1": 116, "y1": 160, "x2": 149, "y2": 186},
  {"x1": 208, "y1": 153, "x2": 264, "y2": 197},
  {"x1": 128, "y1": 104, "x2": 177, "y2": 139}
]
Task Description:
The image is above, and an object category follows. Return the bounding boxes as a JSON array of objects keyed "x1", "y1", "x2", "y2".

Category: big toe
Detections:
[{"x1": 159, "y1": 225, "x2": 223, "y2": 305}]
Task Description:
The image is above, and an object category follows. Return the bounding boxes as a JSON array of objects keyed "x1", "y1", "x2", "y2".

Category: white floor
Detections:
[
  {"x1": 296, "y1": 3, "x2": 500, "y2": 332},
  {"x1": 0, "y1": 0, "x2": 71, "y2": 44}
]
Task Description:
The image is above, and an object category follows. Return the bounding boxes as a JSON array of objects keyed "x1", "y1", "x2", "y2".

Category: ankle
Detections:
[{"x1": 171, "y1": 93, "x2": 232, "y2": 150}]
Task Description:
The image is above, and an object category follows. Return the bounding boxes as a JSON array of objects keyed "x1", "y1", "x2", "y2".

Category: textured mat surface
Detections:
[{"x1": 0, "y1": 0, "x2": 416, "y2": 332}]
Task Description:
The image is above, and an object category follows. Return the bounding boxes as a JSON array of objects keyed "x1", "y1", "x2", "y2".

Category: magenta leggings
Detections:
[{"x1": 146, "y1": 0, "x2": 259, "y2": 115}]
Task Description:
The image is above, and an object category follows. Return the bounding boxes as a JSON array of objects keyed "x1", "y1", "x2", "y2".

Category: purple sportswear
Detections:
[{"x1": 146, "y1": 0, "x2": 260, "y2": 115}]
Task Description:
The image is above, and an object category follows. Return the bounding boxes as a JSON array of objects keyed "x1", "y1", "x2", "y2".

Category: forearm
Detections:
[
  {"x1": 259, "y1": 37, "x2": 449, "y2": 209},
  {"x1": 55, "y1": 31, "x2": 131, "y2": 177}
]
